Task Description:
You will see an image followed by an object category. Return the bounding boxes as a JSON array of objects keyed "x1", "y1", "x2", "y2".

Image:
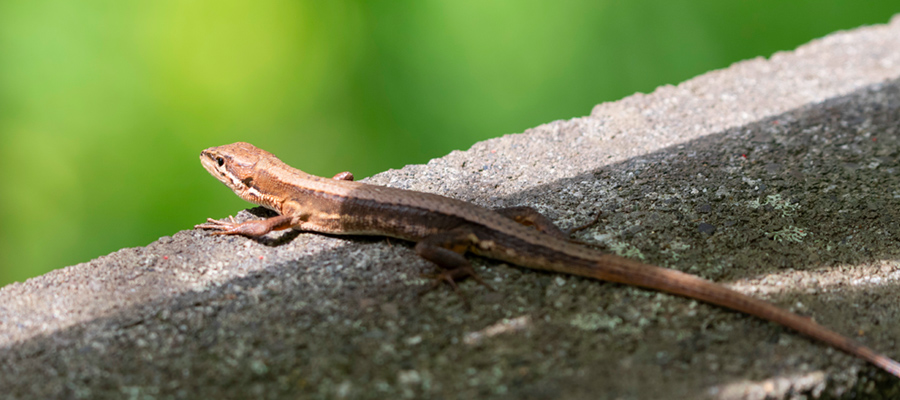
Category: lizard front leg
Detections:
[
  {"x1": 195, "y1": 214, "x2": 297, "y2": 237},
  {"x1": 332, "y1": 171, "x2": 354, "y2": 181}
]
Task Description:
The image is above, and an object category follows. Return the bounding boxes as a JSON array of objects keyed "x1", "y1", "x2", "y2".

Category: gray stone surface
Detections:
[{"x1": 4, "y1": 16, "x2": 900, "y2": 400}]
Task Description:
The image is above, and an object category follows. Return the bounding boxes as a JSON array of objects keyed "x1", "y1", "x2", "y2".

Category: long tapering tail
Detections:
[{"x1": 538, "y1": 251, "x2": 900, "y2": 378}]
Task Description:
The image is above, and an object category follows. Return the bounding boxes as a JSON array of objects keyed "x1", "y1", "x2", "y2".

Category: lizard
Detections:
[{"x1": 195, "y1": 141, "x2": 900, "y2": 378}]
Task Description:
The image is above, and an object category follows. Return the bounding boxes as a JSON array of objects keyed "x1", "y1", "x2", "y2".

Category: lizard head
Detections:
[{"x1": 200, "y1": 142, "x2": 274, "y2": 198}]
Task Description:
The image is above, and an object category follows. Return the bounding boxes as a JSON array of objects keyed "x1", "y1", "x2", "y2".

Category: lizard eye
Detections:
[{"x1": 216, "y1": 157, "x2": 225, "y2": 166}]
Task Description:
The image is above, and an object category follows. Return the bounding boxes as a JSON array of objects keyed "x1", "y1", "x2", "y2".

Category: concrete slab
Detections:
[{"x1": 4, "y1": 15, "x2": 900, "y2": 400}]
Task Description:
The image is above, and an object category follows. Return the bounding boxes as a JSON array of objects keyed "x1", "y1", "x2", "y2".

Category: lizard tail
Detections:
[{"x1": 539, "y1": 252, "x2": 900, "y2": 378}]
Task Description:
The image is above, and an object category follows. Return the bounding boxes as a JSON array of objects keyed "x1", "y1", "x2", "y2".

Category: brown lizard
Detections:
[{"x1": 195, "y1": 141, "x2": 900, "y2": 378}]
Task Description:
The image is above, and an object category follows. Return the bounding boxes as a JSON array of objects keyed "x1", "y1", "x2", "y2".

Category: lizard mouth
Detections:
[
  {"x1": 199, "y1": 150, "x2": 224, "y2": 180},
  {"x1": 200, "y1": 149, "x2": 246, "y2": 192}
]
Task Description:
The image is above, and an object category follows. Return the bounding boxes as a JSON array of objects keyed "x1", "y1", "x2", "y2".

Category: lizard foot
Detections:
[
  {"x1": 425, "y1": 266, "x2": 494, "y2": 291},
  {"x1": 563, "y1": 209, "x2": 603, "y2": 236},
  {"x1": 194, "y1": 216, "x2": 241, "y2": 235},
  {"x1": 418, "y1": 266, "x2": 495, "y2": 307},
  {"x1": 195, "y1": 214, "x2": 293, "y2": 237}
]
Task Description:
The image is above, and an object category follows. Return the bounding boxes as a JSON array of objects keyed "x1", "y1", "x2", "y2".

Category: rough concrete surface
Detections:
[{"x1": 4, "y1": 16, "x2": 900, "y2": 400}]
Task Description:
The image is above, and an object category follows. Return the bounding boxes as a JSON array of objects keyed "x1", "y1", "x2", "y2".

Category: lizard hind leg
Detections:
[{"x1": 494, "y1": 206, "x2": 602, "y2": 239}]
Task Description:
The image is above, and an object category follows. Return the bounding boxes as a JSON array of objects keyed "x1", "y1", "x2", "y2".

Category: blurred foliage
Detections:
[{"x1": 1, "y1": 1, "x2": 898, "y2": 286}]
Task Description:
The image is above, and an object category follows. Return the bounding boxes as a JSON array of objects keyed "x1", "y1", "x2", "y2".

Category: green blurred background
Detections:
[{"x1": 1, "y1": 1, "x2": 898, "y2": 286}]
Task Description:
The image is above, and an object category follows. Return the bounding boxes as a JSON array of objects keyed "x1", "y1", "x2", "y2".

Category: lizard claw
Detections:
[
  {"x1": 194, "y1": 216, "x2": 240, "y2": 235},
  {"x1": 423, "y1": 266, "x2": 494, "y2": 291},
  {"x1": 458, "y1": 268, "x2": 495, "y2": 292},
  {"x1": 418, "y1": 266, "x2": 495, "y2": 308},
  {"x1": 418, "y1": 271, "x2": 471, "y2": 310},
  {"x1": 563, "y1": 209, "x2": 603, "y2": 236}
]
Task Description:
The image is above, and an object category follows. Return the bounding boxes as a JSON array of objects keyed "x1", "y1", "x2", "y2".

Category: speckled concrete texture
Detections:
[{"x1": 4, "y1": 16, "x2": 900, "y2": 400}]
